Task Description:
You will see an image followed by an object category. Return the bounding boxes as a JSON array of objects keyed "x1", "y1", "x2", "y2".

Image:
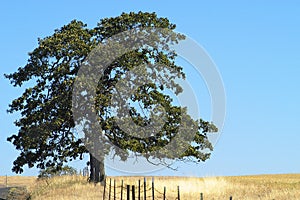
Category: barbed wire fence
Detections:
[
  {"x1": 1, "y1": 173, "x2": 234, "y2": 199},
  {"x1": 101, "y1": 177, "x2": 233, "y2": 200}
]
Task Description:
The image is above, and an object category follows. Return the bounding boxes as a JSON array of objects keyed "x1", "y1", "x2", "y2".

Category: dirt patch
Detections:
[{"x1": 0, "y1": 187, "x2": 10, "y2": 200}]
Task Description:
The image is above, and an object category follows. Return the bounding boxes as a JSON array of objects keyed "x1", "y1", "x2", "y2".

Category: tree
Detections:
[{"x1": 5, "y1": 11, "x2": 217, "y2": 183}]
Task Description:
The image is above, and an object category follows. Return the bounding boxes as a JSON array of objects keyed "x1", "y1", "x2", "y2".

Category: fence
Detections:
[{"x1": 101, "y1": 177, "x2": 233, "y2": 200}]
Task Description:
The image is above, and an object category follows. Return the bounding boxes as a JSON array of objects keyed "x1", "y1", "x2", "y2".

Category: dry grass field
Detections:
[
  {"x1": 0, "y1": 176, "x2": 36, "y2": 188},
  {"x1": 1, "y1": 174, "x2": 300, "y2": 199}
]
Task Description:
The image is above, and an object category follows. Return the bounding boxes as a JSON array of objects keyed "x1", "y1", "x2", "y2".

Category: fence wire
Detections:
[{"x1": 102, "y1": 177, "x2": 233, "y2": 200}]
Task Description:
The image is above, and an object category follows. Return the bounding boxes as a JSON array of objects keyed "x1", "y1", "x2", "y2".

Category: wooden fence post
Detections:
[
  {"x1": 152, "y1": 177, "x2": 154, "y2": 200},
  {"x1": 102, "y1": 178, "x2": 106, "y2": 200},
  {"x1": 108, "y1": 178, "x2": 111, "y2": 200},
  {"x1": 200, "y1": 193, "x2": 203, "y2": 200},
  {"x1": 177, "y1": 186, "x2": 180, "y2": 200},
  {"x1": 132, "y1": 185, "x2": 135, "y2": 200},
  {"x1": 127, "y1": 185, "x2": 130, "y2": 200},
  {"x1": 5, "y1": 175, "x2": 8, "y2": 188},
  {"x1": 163, "y1": 186, "x2": 166, "y2": 200},
  {"x1": 144, "y1": 177, "x2": 147, "y2": 200},
  {"x1": 138, "y1": 180, "x2": 141, "y2": 200},
  {"x1": 114, "y1": 179, "x2": 116, "y2": 200},
  {"x1": 121, "y1": 180, "x2": 123, "y2": 200}
]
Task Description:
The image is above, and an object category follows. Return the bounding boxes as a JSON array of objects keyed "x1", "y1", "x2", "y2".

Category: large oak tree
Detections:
[{"x1": 5, "y1": 12, "x2": 217, "y2": 183}]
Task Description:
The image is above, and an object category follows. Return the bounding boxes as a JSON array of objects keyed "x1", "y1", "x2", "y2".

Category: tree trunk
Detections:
[{"x1": 89, "y1": 153, "x2": 105, "y2": 183}]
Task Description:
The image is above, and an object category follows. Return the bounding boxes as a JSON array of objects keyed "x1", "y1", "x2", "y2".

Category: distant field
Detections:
[
  {"x1": 0, "y1": 176, "x2": 36, "y2": 188},
  {"x1": 1, "y1": 174, "x2": 300, "y2": 199}
]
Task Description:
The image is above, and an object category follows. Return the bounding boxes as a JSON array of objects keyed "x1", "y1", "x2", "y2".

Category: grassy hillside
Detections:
[{"x1": 1, "y1": 174, "x2": 300, "y2": 199}]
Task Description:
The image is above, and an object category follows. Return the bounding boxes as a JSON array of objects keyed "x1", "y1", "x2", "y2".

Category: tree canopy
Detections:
[{"x1": 5, "y1": 11, "x2": 217, "y2": 182}]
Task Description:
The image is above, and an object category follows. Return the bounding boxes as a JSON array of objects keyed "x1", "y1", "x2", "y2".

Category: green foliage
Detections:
[
  {"x1": 38, "y1": 165, "x2": 77, "y2": 179},
  {"x1": 5, "y1": 19, "x2": 92, "y2": 173},
  {"x1": 5, "y1": 11, "x2": 217, "y2": 174}
]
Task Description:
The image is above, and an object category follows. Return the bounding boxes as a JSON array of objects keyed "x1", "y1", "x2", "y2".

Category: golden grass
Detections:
[
  {"x1": 29, "y1": 176, "x2": 104, "y2": 200},
  {"x1": 0, "y1": 176, "x2": 36, "y2": 187},
  {"x1": 2, "y1": 174, "x2": 300, "y2": 199},
  {"x1": 109, "y1": 175, "x2": 300, "y2": 199}
]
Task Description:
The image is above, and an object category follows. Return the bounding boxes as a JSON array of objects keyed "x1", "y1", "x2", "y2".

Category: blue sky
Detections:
[{"x1": 1, "y1": 1, "x2": 300, "y2": 177}]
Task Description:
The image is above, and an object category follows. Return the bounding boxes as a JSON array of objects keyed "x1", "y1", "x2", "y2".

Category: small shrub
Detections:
[{"x1": 38, "y1": 165, "x2": 77, "y2": 179}]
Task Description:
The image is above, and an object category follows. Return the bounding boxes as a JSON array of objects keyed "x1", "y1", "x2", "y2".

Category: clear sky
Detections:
[{"x1": 1, "y1": 0, "x2": 300, "y2": 177}]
